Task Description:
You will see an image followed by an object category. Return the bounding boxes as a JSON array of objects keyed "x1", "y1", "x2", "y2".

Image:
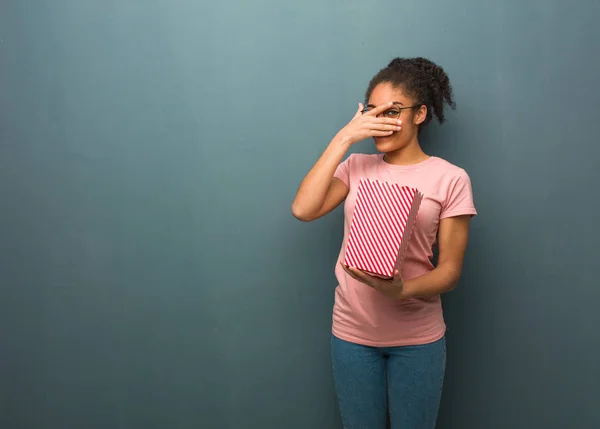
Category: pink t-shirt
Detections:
[{"x1": 332, "y1": 153, "x2": 477, "y2": 347}]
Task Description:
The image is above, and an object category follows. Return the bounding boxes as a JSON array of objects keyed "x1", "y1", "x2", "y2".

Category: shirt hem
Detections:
[
  {"x1": 439, "y1": 208, "x2": 477, "y2": 220},
  {"x1": 332, "y1": 173, "x2": 349, "y2": 189},
  {"x1": 331, "y1": 326, "x2": 446, "y2": 348}
]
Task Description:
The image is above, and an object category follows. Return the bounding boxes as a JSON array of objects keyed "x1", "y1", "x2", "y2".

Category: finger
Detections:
[
  {"x1": 341, "y1": 263, "x2": 371, "y2": 284},
  {"x1": 352, "y1": 102, "x2": 364, "y2": 119},
  {"x1": 341, "y1": 263, "x2": 359, "y2": 278},
  {"x1": 340, "y1": 262, "x2": 353, "y2": 274},
  {"x1": 341, "y1": 263, "x2": 378, "y2": 285},
  {"x1": 367, "y1": 123, "x2": 402, "y2": 132},
  {"x1": 349, "y1": 267, "x2": 380, "y2": 288},
  {"x1": 370, "y1": 130, "x2": 395, "y2": 137},
  {"x1": 367, "y1": 116, "x2": 402, "y2": 125},
  {"x1": 362, "y1": 101, "x2": 394, "y2": 117},
  {"x1": 371, "y1": 117, "x2": 403, "y2": 125}
]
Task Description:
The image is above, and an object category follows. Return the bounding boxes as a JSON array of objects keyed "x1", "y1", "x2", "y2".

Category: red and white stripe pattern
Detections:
[{"x1": 343, "y1": 178, "x2": 422, "y2": 278}]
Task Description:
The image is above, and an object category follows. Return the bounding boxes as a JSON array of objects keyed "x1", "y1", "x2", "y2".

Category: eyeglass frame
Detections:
[{"x1": 361, "y1": 102, "x2": 423, "y2": 118}]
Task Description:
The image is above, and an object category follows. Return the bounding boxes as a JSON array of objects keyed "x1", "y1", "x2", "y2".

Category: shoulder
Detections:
[
  {"x1": 428, "y1": 156, "x2": 473, "y2": 184},
  {"x1": 335, "y1": 153, "x2": 381, "y2": 188},
  {"x1": 430, "y1": 156, "x2": 469, "y2": 175},
  {"x1": 429, "y1": 157, "x2": 477, "y2": 216}
]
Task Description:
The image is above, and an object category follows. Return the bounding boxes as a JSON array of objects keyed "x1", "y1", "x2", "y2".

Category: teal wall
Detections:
[{"x1": 1, "y1": 1, "x2": 599, "y2": 428}]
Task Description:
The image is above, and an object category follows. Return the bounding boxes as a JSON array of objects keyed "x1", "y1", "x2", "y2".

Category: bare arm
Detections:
[
  {"x1": 341, "y1": 214, "x2": 473, "y2": 300},
  {"x1": 291, "y1": 137, "x2": 350, "y2": 222},
  {"x1": 291, "y1": 102, "x2": 401, "y2": 222},
  {"x1": 402, "y1": 215, "x2": 472, "y2": 298}
]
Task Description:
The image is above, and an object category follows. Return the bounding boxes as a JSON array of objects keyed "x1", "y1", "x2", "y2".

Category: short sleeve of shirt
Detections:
[
  {"x1": 333, "y1": 154, "x2": 352, "y2": 188},
  {"x1": 440, "y1": 169, "x2": 477, "y2": 219}
]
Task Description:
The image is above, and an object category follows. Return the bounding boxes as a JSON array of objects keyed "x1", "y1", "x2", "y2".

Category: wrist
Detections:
[
  {"x1": 399, "y1": 279, "x2": 415, "y2": 299},
  {"x1": 332, "y1": 132, "x2": 355, "y2": 148}
]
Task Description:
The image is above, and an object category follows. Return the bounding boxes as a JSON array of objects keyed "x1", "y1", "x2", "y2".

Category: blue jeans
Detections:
[{"x1": 331, "y1": 334, "x2": 446, "y2": 429}]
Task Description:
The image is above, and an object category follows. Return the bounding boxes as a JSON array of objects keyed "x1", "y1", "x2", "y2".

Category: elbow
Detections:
[
  {"x1": 291, "y1": 202, "x2": 316, "y2": 222},
  {"x1": 445, "y1": 268, "x2": 462, "y2": 292},
  {"x1": 437, "y1": 263, "x2": 462, "y2": 293},
  {"x1": 446, "y1": 280, "x2": 459, "y2": 293}
]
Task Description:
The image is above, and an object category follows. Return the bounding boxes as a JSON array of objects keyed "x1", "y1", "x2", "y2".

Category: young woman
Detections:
[{"x1": 291, "y1": 57, "x2": 477, "y2": 429}]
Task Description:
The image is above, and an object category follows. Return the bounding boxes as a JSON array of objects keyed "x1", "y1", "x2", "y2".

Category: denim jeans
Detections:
[{"x1": 331, "y1": 334, "x2": 446, "y2": 429}]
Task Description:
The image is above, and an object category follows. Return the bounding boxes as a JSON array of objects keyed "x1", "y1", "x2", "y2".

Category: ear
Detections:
[{"x1": 413, "y1": 105, "x2": 428, "y2": 126}]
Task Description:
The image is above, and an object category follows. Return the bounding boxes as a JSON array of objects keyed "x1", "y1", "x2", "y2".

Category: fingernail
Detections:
[
  {"x1": 397, "y1": 120, "x2": 402, "y2": 125},
  {"x1": 396, "y1": 126, "x2": 401, "y2": 130}
]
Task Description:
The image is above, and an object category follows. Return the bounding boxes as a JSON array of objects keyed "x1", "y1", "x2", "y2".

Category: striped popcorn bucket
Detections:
[{"x1": 343, "y1": 177, "x2": 423, "y2": 278}]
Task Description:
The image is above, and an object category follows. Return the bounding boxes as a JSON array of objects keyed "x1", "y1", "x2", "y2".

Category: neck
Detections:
[{"x1": 382, "y1": 138, "x2": 429, "y2": 165}]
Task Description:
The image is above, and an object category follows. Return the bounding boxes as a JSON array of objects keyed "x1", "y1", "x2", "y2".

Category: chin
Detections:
[{"x1": 373, "y1": 136, "x2": 400, "y2": 152}]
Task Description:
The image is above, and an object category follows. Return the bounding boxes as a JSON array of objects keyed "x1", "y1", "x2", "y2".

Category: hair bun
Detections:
[
  {"x1": 387, "y1": 57, "x2": 406, "y2": 68},
  {"x1": 410, "y1": 57, "x2": 437, "y2": 75}
]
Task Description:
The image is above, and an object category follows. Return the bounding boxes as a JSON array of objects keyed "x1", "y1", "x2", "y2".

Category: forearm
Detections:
[
  {"x1": 291, "y1": 135, "x2": 349, "y2": 218},
  {"x1": 401, "y1": 264, "x2": 462, "y2": 299}
]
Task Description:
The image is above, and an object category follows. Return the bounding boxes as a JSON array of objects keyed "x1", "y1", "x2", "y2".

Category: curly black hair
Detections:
[{"x1": 365, "y1": 57, "x2": 456, "y2": 128}]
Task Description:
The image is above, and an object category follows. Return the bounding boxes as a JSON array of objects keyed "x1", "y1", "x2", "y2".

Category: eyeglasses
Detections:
[{"x1": 361, "y1": 104, "x2": 421, "y2": 119}]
